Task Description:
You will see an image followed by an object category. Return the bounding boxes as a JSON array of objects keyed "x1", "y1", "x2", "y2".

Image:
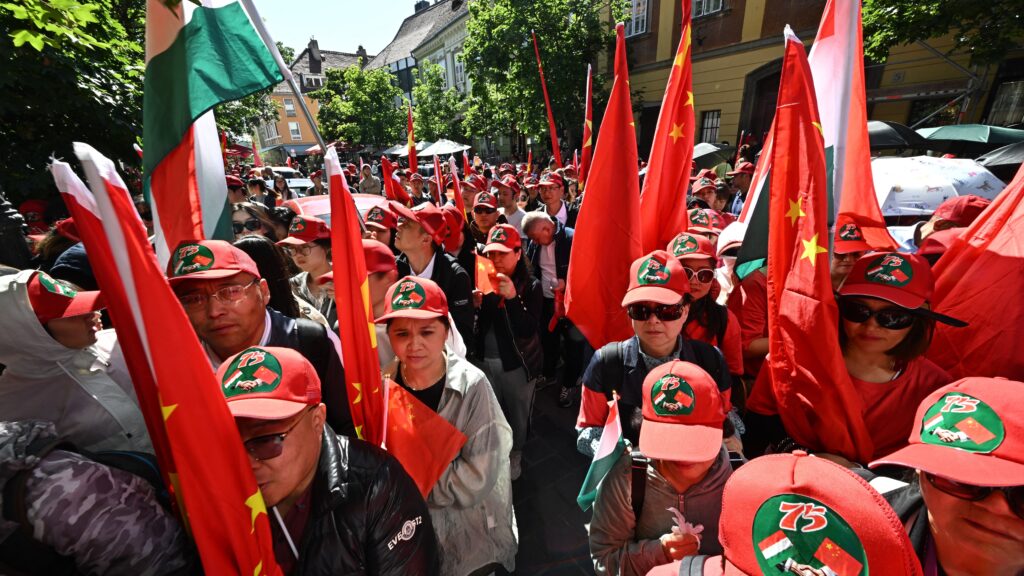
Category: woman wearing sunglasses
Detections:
[
  {"x1": 870, "y1": 377, "x2": 1024, "y2": 575},
  {"x1": 576, "y1": 250, "x2": 734, "y2": 457},
  {"x1": 277, "y1": 215, "x2": 336, "y2": 330},
  {"x1": 232, "y1": 202, "x2": 279, "y2": 242}
]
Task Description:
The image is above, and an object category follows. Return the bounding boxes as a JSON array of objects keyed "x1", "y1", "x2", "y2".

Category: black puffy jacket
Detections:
[
  {"x1": 292, "y1": 426, "x2": 440, "y2": 575},
  {"x1": 473, "y1": 262, "x2": 544, "y2": 379}
]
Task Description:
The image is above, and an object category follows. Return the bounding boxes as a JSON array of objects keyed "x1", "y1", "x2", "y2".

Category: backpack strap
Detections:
[
  {"x1": 602, "y1": 340, "x2": 626, "y2": 398},
  {"x1": 677, "y1": 555, "x2": 710, "y2": 575},
  {"x1": 629, "y1": 452, "x2": 649, "y2": 523}
]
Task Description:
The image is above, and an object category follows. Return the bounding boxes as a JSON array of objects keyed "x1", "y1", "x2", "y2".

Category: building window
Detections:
[
  {"x1": 304, "y1": 75, "x2": 324, "y2": 89},
  {"x1": 260, "y1": 122, "x2": 280, "y2": 143},
  {"x1": 700, "y1": 110, "x2": 721, "y2": 143},
  {"x1": 289, "y1": 122, "x2": 301, "y2": 141},
  {"x1": 693, "y1": 0, "x2": 723, "y2": 18},
  {"x1": 454, "y1": 52, "x2": 466, "y2": 92},
  {"x1": 624, "y1": 0, "x2": 648, "y2": 37},
  {"x1": 988, "y1": 80, "x2": 1024, "y2": 126},
  {"x1": 284, "y1": 98, "x2": 296, "y2": 117}
]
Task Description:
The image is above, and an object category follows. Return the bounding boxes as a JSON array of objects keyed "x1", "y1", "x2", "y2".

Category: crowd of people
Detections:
[{"x1": 0, "y1": 144, "x2": 1021, "y2": 576}]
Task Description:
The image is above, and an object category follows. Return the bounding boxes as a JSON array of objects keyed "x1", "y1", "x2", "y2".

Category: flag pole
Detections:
[
  {"x1": 531, "y1": 30, "x2": 563, "y2": 168},
  {"x1": 238, "y1": 0, "x2": 327, "y2": 154}
]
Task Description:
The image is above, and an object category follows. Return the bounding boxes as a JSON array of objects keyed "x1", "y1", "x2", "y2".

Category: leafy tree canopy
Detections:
[
  {"x1": 213, "y1": 41, "x2": 295, "y2": 138},
  {"x1": 310, "y1": 64, "x2": 403, "y2": 149},
  {"x1": 411, "y1": 61, "x2": 465, "y2": 142}
]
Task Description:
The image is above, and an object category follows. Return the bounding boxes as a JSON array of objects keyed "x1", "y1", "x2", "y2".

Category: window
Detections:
[
  {"x1": 304, "y1": 75, "x2": 324, "y2": 89},
  {"x1": 289, "y1": 122, "x2": 301, "y2": 141},
  {"x1": 624, "y1": 0, "x2": 648, "y2": 37},
  {"x1": 693, "y1": 0, "x2": 723, "y2": 18},
  {"x1": 700, "y1": 110, "x2": 721, "y2": 143},
  {"x1": 453, "y1": 52, "x2": 466, "y2": 92},
  {"x1": 284, "y1": 98, "x2": 296, "y2": 117},
  {"x1": 988, "y1": 80, "x2": 1024, "y2": 126},
  {"x1": 260, "y1": 122, "x2": 280, "y2": 143}
]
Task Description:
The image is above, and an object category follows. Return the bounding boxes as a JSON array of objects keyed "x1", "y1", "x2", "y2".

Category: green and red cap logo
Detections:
[
  {"x1": 474, "y1": 191, "x2": 498, "y2": 209},
  {"x1": 376, "y1": 276, "x2": 448, "y2": 322},
  {"x1": 650, "y1": 374, "x2": 696, "y2": 416},
  {"x1": 920, "y1": 392, "x2": 1005, "y2": 453},
  {"x1": 391, "y1": 279, "x2": 427, "y2": 310},
  {"x1": 489, "y1": 227, "x2": 508, "y2": 244},
  {"x1": 689, "y1": 208, "x2": 711, "y2": 226},
  {"x1": 290, "y1": 218, "x2": 307, "y2": 235},
  {"x1": 862, "y1": 253, "x2": 913, "y2": 287},
  {"x1": 637, "y1": 255, "x2": 672, "y2": 286},
  {"x1": 171, "y1": 243, "x2": 216, "y2": 276},
  {"x1": 838, "y1": 223, "x2": 864, "y2": 241},
  {"x1": 670, "y1": 233, "x2": 701, "y2": 257},
  {"x1": 752, "y1": 494, "x2": 868, "y2": 576},
  {"x1": 221, "y1": 347, "x2": 283, "y2": 398},
  {"x1": 37, "y1": 272, "x2": 77, "y2": 299}
]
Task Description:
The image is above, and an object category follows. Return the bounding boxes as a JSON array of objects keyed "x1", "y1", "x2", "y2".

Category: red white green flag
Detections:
[{"x1": 577, "y1": 396, "x2": 626, "y2": 510}]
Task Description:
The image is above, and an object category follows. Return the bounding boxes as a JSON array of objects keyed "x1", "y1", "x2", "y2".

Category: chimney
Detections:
[
  {"x1": 356, "y1": 45, "x2": 368, "y2": 67},
  {"x1": 308, "y1": 37, "x2": 321, "y2": 74},
  {"x1": 414, "y1": 0, "x2": 429, "y2": 12}
]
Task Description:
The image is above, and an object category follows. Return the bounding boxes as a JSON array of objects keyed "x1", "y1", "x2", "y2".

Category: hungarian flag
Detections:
[
  {"x1": 531, "y1": 30, "x2": 562, "y2": 168},
  {"x1": 380, "y1": 156, "x2": 412, "y2": 206},
  {"x1": 384, "y1": 378, "x2": 467, "y2": 497},
  {"x1": 407, "y1": 106, "x2": 418, "y2": 173},
  {"x1": 565, "y1": 23, "x2": 643, "y2": 349},
  {"x1": 143, "y1": 0, "x2": 284, "y2": 265},
  {"x1": 809, "y1": 0, "x2": 895, "y2": 250},
  {"x1": 927, "y1": 165, "x2": 1024, "y2": 380},
  {"x1": 579, "y1": 64, "x2": 593, "y2": 191},
  {"x1": 577, "y1": 396, "x2": 626, "y2": 510},
  {"x1": 326, "y1": 147, "x2": 384, "y2": 444},
  {"x1": 757, "y1": 530, "x2": 793, "y2": 559},
  {"x1": 52, "y1": 144, "x2": 281, "y2": 575},
  {"x1": 813, "y1": 537, "x2": 863, "y2": 576},
  {"x1": 640, "y1": 0, "x2": 694, "y2": 253},
  {"x1": 765, "y1": 27, "x2": 873, "y2": 464}
]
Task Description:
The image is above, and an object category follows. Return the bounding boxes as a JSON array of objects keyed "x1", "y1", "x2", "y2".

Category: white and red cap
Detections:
[
  {"x1": 277, "y1": 215, "x2": 330, "y2": 246},
  {"x1": 218, "y1": 346, "x2": 321, "y2": 420},
  {"x1": 483, "y1": 224, "x2": 521, "y2": 254},
  {"x1": 167, "y1": 240, "x2": 261, "y2": 284},
  {"x1": 621, "y1": 250, "x2": 691, "y2": 306},
  {"x1": 27, "y1": 271, "x2": 105, "y2": 325},
  {"x1": 639, "y1": 360, "x2": 725, "y2": 462},
  {"x1": 374, "y1": 276, "x2": 449, "y2": 322}
]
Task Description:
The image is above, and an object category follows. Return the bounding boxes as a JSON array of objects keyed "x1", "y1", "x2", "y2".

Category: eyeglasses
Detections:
[
  {"x1": 924, "y1": 473, "x2": 1024, "y2": 520},
  {"x1": 626, "y1": 302, "x2": 687, "y2": 322},
  {"x1": 837, "y1": 299, "x2": 915, "y2": 330},
  {"x1": 177, "y1": 279, "x2": 258, "y2": 310},
  {"x1": 232, "y1": 219, "x2": 263, "y2": 234},
  {"x1": 282, "y1": 244, "x2": 315, "y2": 257},
  {"x1": 244, "y1": 407, "x2": 316, "y2": 461},
  {"x1": 683, "y1": 267, "x2": 715, "y2": 284},
  {"x1": 474, "y1": 207, "x2": 497, "y2": 215}
]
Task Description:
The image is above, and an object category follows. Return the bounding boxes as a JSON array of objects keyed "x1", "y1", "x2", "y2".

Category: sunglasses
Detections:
[
  {"x1": 232, "y1": 219, "x2": 263, "y2": 234},
  {"x1": 282, "y1": 244, "x2": 316, "y2": 257},
  {"x1": 626, "y1": 302, "x2": 687, "y2": 322},
  {"x1": 244, "y1": 406, "x2": 316, "y2": 461},
  {"x1": 837, "y1": 299, "x2": 915, "y2": 330},
  {"x1": 474, "y1": 206, "x2": 497, "y2": 215},
  {"x1": 924, "y1": 473, "x2": 1024, "y2": 520},
  {"x1": 683, "y1": 267, "x2": 715, "y2": 284}
]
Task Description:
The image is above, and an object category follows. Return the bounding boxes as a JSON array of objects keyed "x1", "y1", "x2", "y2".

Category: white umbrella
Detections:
[
  {"x1": 419, "y1": 139, "x2": 470, "y2": 157},
  {"x1": 872, "y1": 155, "x2": 1006, "y2": 217},
  {"x1": 396, "y1": 141, "x2": 433, "y2": 157}
]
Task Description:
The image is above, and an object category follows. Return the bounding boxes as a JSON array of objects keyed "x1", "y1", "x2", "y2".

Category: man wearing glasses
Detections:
[
  {"x1": 167, "y1": 239, "x2": 354, "y2": 438},
  {"x1": 468, "y1": 190, "x2": 506, "y2": 245},
  {"x1": 218, "y1": 345, "x2": 439, "y2": 574}
]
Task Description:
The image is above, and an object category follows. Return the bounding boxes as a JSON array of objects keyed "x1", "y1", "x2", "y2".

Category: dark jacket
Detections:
[
  {"x1": 533, "y1": 200, "x2": 579, "y2": 229},
  {"x1": 882, "y1": 476, "x2": 931, "y2": 568},
  {"x1": 396, "y1": 249, "x2": 475, "y2": 352},
  {"x1": 525, "y1": 221, "x2": 573, "y2": 286},
  {"x1": 473, "y1": 262, "x2": 544, "y2": 378},
  {"x1": 293, "y1": 426, "x2": 440, "y2": 575},
  {"x1": 266, "y1": 307, "x2": 355, "y2": 438}
]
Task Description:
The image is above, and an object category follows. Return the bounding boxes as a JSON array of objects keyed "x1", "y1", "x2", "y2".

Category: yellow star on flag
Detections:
[
  {"x1": 352, "y1": 381, "x2": 363, "y2": 404},
  {"x1": 669, "y1": 123, "x2": 685, "y2": 144},
  {"x1": 786, "y1": 197, "x2": 806, "y2": 225},
  {"x1": 245, "y1": 491, "x2": 267, "y2": 534},
  {"x1": 253, "y1": 562, "x2": 263, "y2": 576},
  {"x1": 161, "y1": 403, "x2": 178, "y2": 421},
  {"x1": 800, "y1": 234, "x2": 828, "y2": 265},
  {"x1": 812, "y1": 121, "x2": 823, "y2": 137},
  {"x1": 685, "y1": 91, "x2": 694, "y2": 107},
  {"x1": 355, "y1": 424, "x2": 364, "y2": 439}
]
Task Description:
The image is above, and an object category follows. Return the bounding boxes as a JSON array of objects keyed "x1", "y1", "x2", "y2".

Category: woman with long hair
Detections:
[
  {"x1": 276, "y1": 215, "x2": 336, "y2": 328},
  {"x1": 231, "y1": 234, "x2": 303, "y2": 319},
  {"x1": 231, "y1": 202, "x2": 279, "y2": 242}
]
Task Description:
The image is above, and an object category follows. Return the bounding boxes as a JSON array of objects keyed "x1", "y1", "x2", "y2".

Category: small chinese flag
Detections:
[
  {"x1": 956, "y1": 416, "x2": 996, "y2": 444},
  {"x1": 813, "y1": 537, "x2": 863, "y2": 576},
  {"x1": 476, "y1": 255, "x2": 497, "y2": 295}
]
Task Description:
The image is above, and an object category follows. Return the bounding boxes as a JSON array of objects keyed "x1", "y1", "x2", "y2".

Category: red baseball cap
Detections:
[
  {"x1": 714, "y1": 452, "x2": 922, "y2": 576},
  {"x1": 410, "y1": 172, "x2": 424, "y2": 183},
  {"x1": 688, "y1": 208, "x2": 720, "y2": 234},
  {"x1": 498, "y1": 162, "x2": 515, "y2": 175},
  {"x1": 469, "y1": 174, "x2": 488, "y2": 192},
  {"x1": 690, "y1": 168, "x2": 718, "y2": 183},
  {"x1": 225, "y1": 175, "x2": 245, "y2": 188},
  {"x1": 833, "y1": 216, "x2": 873, "y2": 254},
  {"x1": 621, "y1": 250, "x2": 691, "y2": 306},
  {"x1": 668, "y1": 232, "x2": 716, "y2": 264},
  {"x1": 639, "y1": 360, "x2": 725, "y2": 462},
  {"x1": 483, "y1": 224, "x2": 521, "y2": 254},
  {"x1": 217, "y1": 346, "x2": 321, "y2": 420},
  {"x1": 474, "y1": 191, "x2": 499, "y2": 210},
  {"x1": 917, "y1": 227, "x2": 961, "y2": 260},
  {"x1": 27, "y1": 271, "x2": 105, "y2": 325},
  {"x1": 277, "y1": 215, "x2": 330, "y2": 246},
  {"x1": 362, "y1": 238, "x2": 398, "y2": 274},
  {"x1": 870, "y1": 377, "x2": 1024, "y2": 487},
  {"x1": 523, "y1": 175, "x2": 540, "y2": 189},
  {"x1": 374, "y1": 276, "x2": 449, "y2": 322},
  {"x1": 167, "y1": 240, "x2": 261, "y2": 284},
  {"x1": 364, "y1": 205, "x2": 396, "y2": 231},
  {"x1": 389, "y1": 200, "x2": 446, "y2": 245},
  {"x1": 539, "y1": 171, "x2": 564, "y2": 189},
  {"x1": 932, "y1": 195, "x2": 991, "y2": 227},
  {"x1": 838, "y1": 252, "x2": 966, "y2": 325},
  {"x1": 726, "y1": 161, "x2": 755, "y2": 176},
  {"x1": 691, "y1": 178, "x2": 716, "y2": 195},
  {"x1": 440, "y1": 204, "x2": 465, "y2": 253}
]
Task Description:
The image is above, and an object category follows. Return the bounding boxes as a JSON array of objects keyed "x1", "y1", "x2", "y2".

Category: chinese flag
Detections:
[
  {"x1": 579, "y1": 64, "x2": 593, "y2": 192},
  {"x1": 380, "y1": 156, "x2": 412, "y2": 206},
  {"x1": 565, "y1": 23, "x2": 642, "y2": 349},
  {"x1": 326, "y1": 147, "x2": 385, "y2": 445},
  {"x1": 463, "y1": 150, "x2": 475, "y2": 177},
  {"x1": 928, "y1": 164, "x2": 1024, "y2": 380},
  {"x1": 956, "y1": 416, "x2": 997, "y2": 444},
  {"x1": 640, "y1": 0, "x2": 694, "y2": 253},
  {"x1": 384, "y1": 379, "x2": 467, "y2": 497},
  {"x1": 407, "y1": 105, "x2": 417, "y2": 173},
  {"x1": 476, "y1": 255, "x2": 497, "y2": 295},
  {"x1": 813, "y1": 537, "x2": 863, "y2": 576},
  {"x1": 432, "y1": 154, "x2": 445, "y2": 206},
  {"x1": 764, "y1": 27, "x2": 873, "y2": 463}
]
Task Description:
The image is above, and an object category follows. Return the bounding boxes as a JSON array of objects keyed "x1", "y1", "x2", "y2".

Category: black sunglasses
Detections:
[
  {"x1": 243, "y1": 406, "x2": 315, "y2": 461},
  {"x1": 473, "y1": 206, "x2": 497, "y2": 215},
  {"x1": 837, "y1": 299, "x2": 915, "y2": 330},
  {"x1": 626, "y1": 302, "x2": 687, "y2": 322},
  {"x1": 232, "y1": 219, "x2": 263, "y2": 234},
  {"x1": 924, "y1": 472, "x2": 1024, "y2": 520},
  {"x1": 683, "y1": 267, "x2": 715, "y2": 284}
]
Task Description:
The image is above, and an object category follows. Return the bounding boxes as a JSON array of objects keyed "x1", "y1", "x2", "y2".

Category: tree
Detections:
[
  {"x1": 412, "y1": 61, "x2": 464, "y2": 141},
  {"x1": 461, "y1": 0, "x2": 628, "y2": 153},
  {"x1": 213, "y1": 41, "x2": 294, "y2": 138},
  {"x1": 863, "y1": 0, "x2": 1024, "y2": 66},
  {"x1": 310, "y1": 64, "x2": 403, "y2": 149}
]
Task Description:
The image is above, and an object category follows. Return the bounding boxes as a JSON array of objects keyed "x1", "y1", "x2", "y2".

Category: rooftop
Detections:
[{"x1": 366, "y1": 0, "x2": 469, "y2": 70}]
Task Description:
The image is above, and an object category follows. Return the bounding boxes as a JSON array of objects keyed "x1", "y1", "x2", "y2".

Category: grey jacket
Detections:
[
  {"x1": 387, "y1": 351, "x2": 517, "y2": 576},
  {"x1": 589, "y1": 447, "x2": 732, "y2": 576}
]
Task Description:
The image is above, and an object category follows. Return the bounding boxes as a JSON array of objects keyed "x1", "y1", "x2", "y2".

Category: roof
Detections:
[
  {"x1": 366, "y1": 0, "x2": 469, "y2": 70},
  {"x1": 291, "y1": 49, "x2": 370, "y2": 77}
]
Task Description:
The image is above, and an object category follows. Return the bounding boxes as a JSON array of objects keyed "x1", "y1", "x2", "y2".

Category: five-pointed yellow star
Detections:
[
  {"x1": 800, "y1": 233, "x2": 828, "y2": 265},
  {"x1": 669, "y1": 123, "x2": 685, "y2": 143},
  {"x1": 812, "y1": 121, "x2": 823, "y2": 137},
  {"x1": 352, "y1": 381, "x2": 363, "y2": 404},
  {"x1": 253, "y1": 562, "x2": 263, "y2": 576},
  {"x1": 161, "y1": 403, "x2": 178, "y2": 421},
  {"x1": 685, "y1": 91, "x2": 694, "y2": 107},
  {"x1": 245, "y1": 491, "x2": 267, "y2": 534},
  {"x1": 786, "y1": 197, "x2": 806, "y2": 225}
]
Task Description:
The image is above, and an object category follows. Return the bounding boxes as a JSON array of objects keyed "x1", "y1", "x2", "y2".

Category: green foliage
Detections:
[
  {"x1": 310, "y1": 64, "x2": 403, "y2": 148},
  {"x1": 863, "y1": 0, "x2": 1024, "y2": 66},
  {"x1": 277, "y1": 40, "x2": 294, "y2": 65},
  {"x1": 2, "y1": 0, "x2": 104, "y2": 51},
  {"x1": 213, "y1": 42, "x2": 294, "y2": 137},
  {"x1": 411, "y1": 61, "x2": 464, "y2": 141},
  {"x1": 461, "y1": 0, "x2": 627, "y2": 149}
]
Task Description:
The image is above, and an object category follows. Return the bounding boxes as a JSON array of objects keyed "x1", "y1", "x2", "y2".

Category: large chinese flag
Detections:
[
  {"x1": 765, "y1": 28, "x2": 873, "y2": 463},
  {"x1": 579, "y1": 64, "x2": 594, "y2": 192},
  {"x1": 928, "y1": 164, "x2": 1024, "y2": 380},
  {"x1": 640, "y1": 0, "x2": 694, "y2": 253},
  {"x1": 53, "y1": 144, "x2": 281, "y2": 575},
  {"x1": 565, "y1": 23, "x2": 642, "y2": 349},
  {"x1": 326, "y1": 147, "x2": 385, "y2": 444}
]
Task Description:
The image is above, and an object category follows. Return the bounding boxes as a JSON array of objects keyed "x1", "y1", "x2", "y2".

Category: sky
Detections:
[{"x1": 250, "y1": 0, "x2": 415, "y2": 58}]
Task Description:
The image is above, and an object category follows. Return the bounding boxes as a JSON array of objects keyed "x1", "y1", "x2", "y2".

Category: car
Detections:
[
  {"x1": 263, "y1": 177, "x2": 314, "y2": 198},
  {"x1": 283, "y1": 193, "x2": 386, "y2": 227}
]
